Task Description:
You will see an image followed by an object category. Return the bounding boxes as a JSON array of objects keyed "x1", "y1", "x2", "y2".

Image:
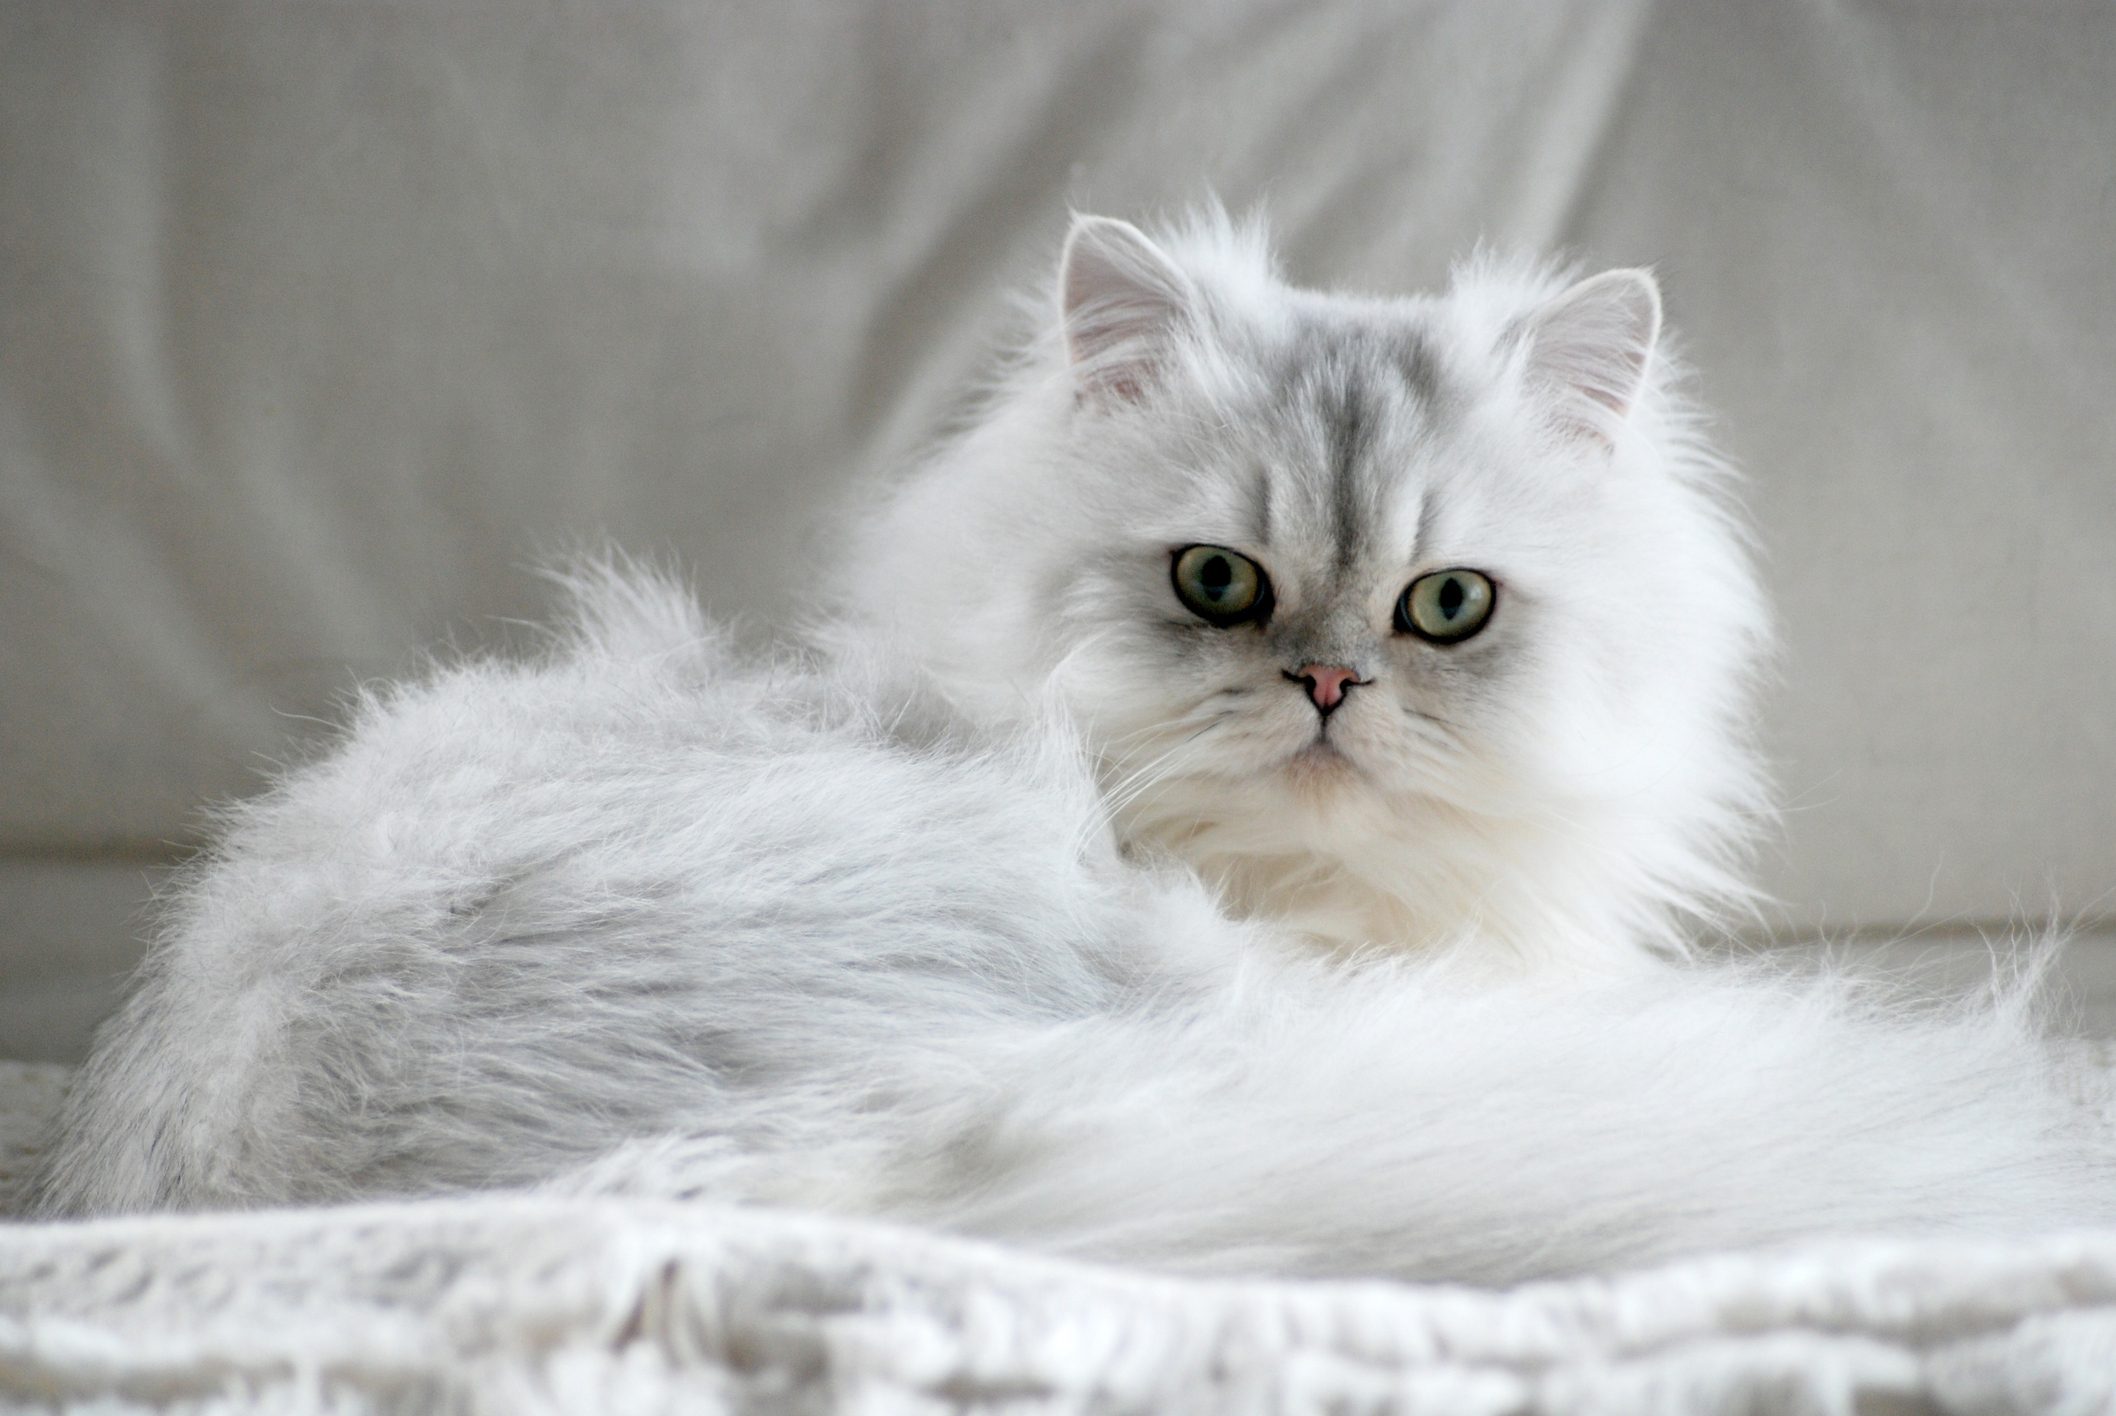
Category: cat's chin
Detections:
[{"x1": 1281, "y1": 740, "x2": 1368, "y2": 792}]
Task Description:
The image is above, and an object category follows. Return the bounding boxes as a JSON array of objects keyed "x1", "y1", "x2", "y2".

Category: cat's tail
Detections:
[{"x1": 566, "y1": 943, "x2": 2116, "y2": 1285}]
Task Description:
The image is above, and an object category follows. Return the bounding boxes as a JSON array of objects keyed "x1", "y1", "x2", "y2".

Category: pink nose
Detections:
[{"x1": 1289, "y1": 664, "x2": 1360, "y2": 713}]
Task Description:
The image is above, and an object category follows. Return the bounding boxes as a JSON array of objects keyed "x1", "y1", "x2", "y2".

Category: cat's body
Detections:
[
  {"x1": 37, "y1": 215, "x2": 2116, "y2": 1278},
  {"x1": 37, "y1": 563, "x2": 2116, "y2": 1279}
]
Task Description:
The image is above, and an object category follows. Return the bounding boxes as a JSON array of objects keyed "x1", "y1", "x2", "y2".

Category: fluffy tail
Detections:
[{"x1": 567, "y1": 948, "x2": 2116, "y2": 1285}]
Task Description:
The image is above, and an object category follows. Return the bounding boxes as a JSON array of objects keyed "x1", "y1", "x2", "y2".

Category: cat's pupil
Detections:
[
  {"x1": 1201, "y1": 555, "x2": 1232, "y2": 598},
  {"x1": 1438, "y1": 576, "x2": 1464, "y2": 619}
]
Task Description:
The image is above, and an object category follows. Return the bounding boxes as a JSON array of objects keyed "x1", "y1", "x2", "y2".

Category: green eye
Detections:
[
  {"x1": 1171, "y1": 545, "x2": 1270, "y2": 626},
  {"x1": 1398, "y1": 569, "x2": 1495, "y2": 643}
]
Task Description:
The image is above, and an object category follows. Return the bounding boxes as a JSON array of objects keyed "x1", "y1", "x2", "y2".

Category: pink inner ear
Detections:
[
  {"x1": 1101, "y1": 372, "x2": 1144, "y2": 403},
  {"x1": 1059, "y1": 216, "x2": 1189, "y2": 406},
  {"x1": 1574, "y1": 347, "x2": 1649, "y2": 416},
  {"x1": 1521, "y1": 269, "x2": 1662, "y2": 443}
]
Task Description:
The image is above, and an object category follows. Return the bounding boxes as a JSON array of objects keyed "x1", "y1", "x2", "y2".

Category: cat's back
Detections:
[{"x1": 36, "y1": 567, "x2": 1155, "y2": 1216}]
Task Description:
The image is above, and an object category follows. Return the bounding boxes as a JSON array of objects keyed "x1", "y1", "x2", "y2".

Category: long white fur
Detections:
[
  {"x1": 38, "y1": 215, "x2": 2116, "y2": 1280},
  {"x1": 37, "y1": 561, "x2": 2116, "y2": 1280}
]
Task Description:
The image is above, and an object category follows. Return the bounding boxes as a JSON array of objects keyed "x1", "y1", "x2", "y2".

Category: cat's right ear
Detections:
[
  {"x1": 1060, "y1": 215, "x2": 1192, "y2": 407},
  {"x1": 1512, "y1": 268, "x2": 1663, "y2": 452}
]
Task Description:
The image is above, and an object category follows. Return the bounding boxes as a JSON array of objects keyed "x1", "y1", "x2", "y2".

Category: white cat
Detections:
[
  {"x1": 36, "y1": 215, "x2": 2116, "y2": 1283},
  {"x1": 835, "y1": 212, "x2": 1767, "y2": 967}
]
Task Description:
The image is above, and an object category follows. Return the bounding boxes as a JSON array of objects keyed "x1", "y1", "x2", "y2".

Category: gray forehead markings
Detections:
[
  {"x1": 1322, "y1": 326, "x2": 1437, "y2": 577},
  {"x1": 1326, "y1": 370, "x2": 1371, "y2": 575},
  {"x1": 1413, "y1": 490, "x2": 1441, "y2": 567},
  {"x1": 1248, "y1": 462, "x2": 1273, "y2": 545},
  {"x1": 1248, "y1": 319, "x2": 1442, "y2": 571},
  {"x1": 1397, "y1": 330, "x2": 1440, "y2": 408}
]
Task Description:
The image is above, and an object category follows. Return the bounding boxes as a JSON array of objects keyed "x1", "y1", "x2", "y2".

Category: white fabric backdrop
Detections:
[{"x1": 2, "y1": 0, "x2": 2112, "y2": 1059}]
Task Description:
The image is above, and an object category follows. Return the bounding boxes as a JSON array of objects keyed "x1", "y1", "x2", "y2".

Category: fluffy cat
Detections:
[
  {"x1": 36, "y1": 216, "x2": 2116, "y2": 1282},
  {"x1": 834, "y1": 213, "x2": 1767, "y2": 968}
]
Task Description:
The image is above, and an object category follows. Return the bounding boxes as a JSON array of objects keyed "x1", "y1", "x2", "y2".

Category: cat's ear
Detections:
[
  {"x1": 1059, "y1": 215, "x2": 1193, "y2": 407},
  {"x1": 1514, "y1": 269, "x2": 1662, "y2": 450}
]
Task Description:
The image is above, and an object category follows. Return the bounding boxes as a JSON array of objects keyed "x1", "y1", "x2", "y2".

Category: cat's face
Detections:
[
  {"x1": 1043, "y1": 218, "x2": 1756, "y2": 810},
  {"x1": 1049, "y1": 310, "x2": 1584, "y2": 820},
  {"x1": 850, "y1": 214, "x2": 1765, "y2": 955}
]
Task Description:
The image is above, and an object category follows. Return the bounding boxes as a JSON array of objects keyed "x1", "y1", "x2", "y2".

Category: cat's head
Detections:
[{"x1": 844, "y1": 212, "x2": 1769, "y2": 966}]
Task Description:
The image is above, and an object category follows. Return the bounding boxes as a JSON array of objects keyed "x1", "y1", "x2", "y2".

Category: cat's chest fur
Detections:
[{"x1": 1110, "y1": 767, "x2": 1648, "y2": 971}]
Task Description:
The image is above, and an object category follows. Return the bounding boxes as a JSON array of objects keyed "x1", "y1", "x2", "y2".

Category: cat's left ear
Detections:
[
  {"x1": 1514, "y1": 269, "x2": 1662, "y2": 450},
  {"x1": 1059, "y1": 215, "x2": 1194, "y2": 407}
]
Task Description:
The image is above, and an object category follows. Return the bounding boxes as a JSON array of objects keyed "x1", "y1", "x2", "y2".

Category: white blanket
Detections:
[{"x1": 7, "y1": 1060, "x2": 2116, "y2": 1414}]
